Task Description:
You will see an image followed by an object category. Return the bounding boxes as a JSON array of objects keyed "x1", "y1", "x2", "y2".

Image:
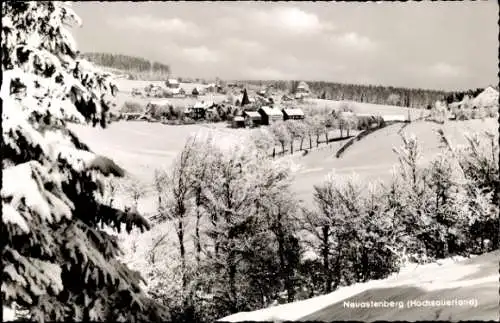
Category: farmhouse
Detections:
[
  {"x1": 243, "y1": 110, "x2": 262, "y2": 127},
  {"x1": 206, "y1": 83, "x2": 216, "y2": 92},
  {"x1": 192, "y1": 101, "x2": 207, "y2": 120},
  {"x1": 232, "y1": 116, "x2": 245, "y2": 128},
  {"x1": 295, "y1": 81, "x2": 311, "y2": 98},
  {"x1": 173, "y1": 87, "x2": 186, "y2": 98},
  {"x1": 206, "y1": 107, "x2": 216, "y2": 119},
  {"x1": 282, "y1": 108, "x2": 305, "y2": 120},
  {"x1": 257, "y1": 89, "x2": 266, "y2": 96},
  {"x1": 259, "y1": 106, "x2": 283, "y2": 125},
  {"x1": 166, "y1": 78, "x2": 180, "y2": 88}
]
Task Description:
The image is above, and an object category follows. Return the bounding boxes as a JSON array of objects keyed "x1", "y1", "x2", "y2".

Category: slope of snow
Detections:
[
  {"x1": 220, "y1": 250, "x2": 499, "y2": 322},
  {"x1": 291, "y1": 118, "x2": 498, "y2": 207}
]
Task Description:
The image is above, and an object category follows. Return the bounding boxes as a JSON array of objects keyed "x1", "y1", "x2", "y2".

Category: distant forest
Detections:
[
  {"x1": 82, "y1": 52, "x2": 170, "y2": 77},
  {"x1": 238, "y1": 80, "x2": 459, "y2": 109},
  {"x1": 82, "y1": 52, "x2": 485, "y2": 108}
]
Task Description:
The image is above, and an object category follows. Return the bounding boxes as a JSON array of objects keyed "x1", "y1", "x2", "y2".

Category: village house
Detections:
[
  {"x1": 166, "y1": 78, "x2": 180, "y2": 89},
  {"x1": 173, "y1": 87, "x2": 186, "y2": 98},
  {"x1": 192, "y1": 101, "x2": 208, "y2": 120},
  {"x1": 232, "y1": 116, "x2": 245, "y2": 128},
  {"x1": 265, "y1": 85, "x2": 275, "y2": 96},
  {"x1": 258, "y1": 106, "x2": 283, "y2": 125},
  {"x1": 282, "y1": 108, "x2": 305, "y2": 121},
  {"x1": 243, "y1": 110, "x2": 262, "y2": 127},
  {"x1": 206, "y1": 107, "x2": 216, "y2": 120},
  {"x1": 295, "y1": 81, "x2": 311, "y2": 99}
]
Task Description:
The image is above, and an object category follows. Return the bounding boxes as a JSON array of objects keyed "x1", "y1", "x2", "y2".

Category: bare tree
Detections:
[{"x1": 270, "y1": 121, "x2": 291, "y2": 155}]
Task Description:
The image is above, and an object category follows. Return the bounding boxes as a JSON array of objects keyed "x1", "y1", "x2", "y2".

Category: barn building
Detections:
[
  {"x1": 282, "y1": 108, "x2": 305, "y2": 120},
  {"x1": 243, "y1": 110, "x2": 262, "y2": 127},
  {"x1": 232, "y1": 116, "x2": 245, "y2": 128},
  {"x1": 258, "y1": 106, "x2": 283, "y2": 125},
  {"x1": 166, "y1": 79, "x2": 180, "y2": 88},
  {"x1": 295, "y1": 81, "x2": 311, "y2": 99},
  {"x1": 192, "y1": 101, "x2": 207, "y2": 120}
]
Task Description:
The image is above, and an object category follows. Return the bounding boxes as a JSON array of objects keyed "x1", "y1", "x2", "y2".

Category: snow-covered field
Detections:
[
  {"x1": 70, "y1": 116, "x2": 497, "y2": 212},
  {"x1": 67, "y1": 111, "x2": 498, "y2": 323},
  {"x1": 220, "y1": 250, "x2": 499, "y2": 322},
  {"x1": 305, "y1": 98, "x2": 427, "y2": 120}
]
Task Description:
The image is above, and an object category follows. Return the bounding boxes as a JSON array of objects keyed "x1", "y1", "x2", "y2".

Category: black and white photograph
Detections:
[{"x1": 1, "y1": 1, "x2": 499, "y2": 322}]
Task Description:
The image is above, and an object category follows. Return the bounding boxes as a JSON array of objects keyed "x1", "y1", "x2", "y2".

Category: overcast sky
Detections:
[{"x1": 72, "y1": 1, "x2": 498, "y2": 91}]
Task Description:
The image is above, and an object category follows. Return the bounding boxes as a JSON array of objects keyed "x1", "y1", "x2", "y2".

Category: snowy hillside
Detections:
[
  {"x1": 291, "y1": 118, "x2": 498, "y2": 207},
  {"x1": 220, "y1": 250, "x2": 499, "y2": 322}
]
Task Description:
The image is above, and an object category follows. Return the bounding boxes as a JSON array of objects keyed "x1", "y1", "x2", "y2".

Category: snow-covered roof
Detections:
[
  {"x1": 260, "y1": 106, "x2": 283, "y2": 116},
  {"x1": 233, "y1": 116, "x2": 244, "y2": 122},
  {"x1": 472, "y1": 86, "x2": 499, "y2": 108},
  {"x1": 194, "y1": 101, "x2": 206, "y2": 109},
  {"x1": 244, "y1": 111, "x2": 261, "y2": 119},
  {"x1": 283, "y1": 108, "x2": 304, "y2": 116},
  {"x1": 167, "y1": 78, "x2": 179, "y2": 84},
  {"x1": 297, "y1": 81, "x2": 310, "y2": 90}
]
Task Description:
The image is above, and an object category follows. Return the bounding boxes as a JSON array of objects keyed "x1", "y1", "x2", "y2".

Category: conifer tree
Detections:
[
  {"x1": 240, "y1": 88, "x2": 250, "y2": 107},
  {"x1": 1, "y1": 2, "x2": 169, "y2": 321}
]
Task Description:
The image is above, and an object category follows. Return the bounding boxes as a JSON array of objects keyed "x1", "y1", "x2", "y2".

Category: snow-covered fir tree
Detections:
[{"x1": 1, "y1": 1, "x2": 169, "y2": 321}]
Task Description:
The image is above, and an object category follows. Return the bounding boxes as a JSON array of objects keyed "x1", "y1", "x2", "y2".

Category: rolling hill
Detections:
[{"x1": 290, "y1": 118, "x2": 498, "y2": 207}]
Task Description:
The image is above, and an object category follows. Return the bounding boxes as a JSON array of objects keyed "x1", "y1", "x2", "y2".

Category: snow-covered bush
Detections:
[
  {"x1": 309, "y1": 173, "x2": 401, "y2": 293},
  {"x1": 427, "y1": 100, "x2": 447, "y2": 123},
  {"x1": 437, "y1": 130, "x2": 499, "y2": 252},
  {"x1": 2, "y1": 2, "x2": 168, "y2": 321},
  {"x1": 388, "y1": 130, "x2": 499, "y2": 261}
]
